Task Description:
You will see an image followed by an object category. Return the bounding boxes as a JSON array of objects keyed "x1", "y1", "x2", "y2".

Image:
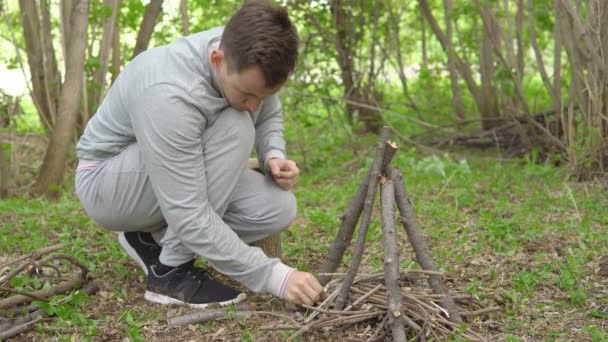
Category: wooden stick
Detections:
[
  {"x1": 380, "y1": 140, "x2": 398, "y2": 175},
  {"x1": 0, "y1": 244, "x2": 64, "y2": 271},
  {"x1": 0, "y1": 275, "x2": 85, "y2": 309},
  {"x1": 461, "y1": 306, "x2": 502, "y2": 317},
  {"x1": 344, "y1": 284, "x2": 382, "y2": 311},
  {"x1": 380, "y1": 179, "x2": 415, "y2": 341},
  {"x1": 168, "y1": 303, "x2": 251, "y2": 326},
  {"x1": 335, "y1": 128, "x2": 390, "y2": 309},
  {"x1": 168, "y1": 304, "x2": 301, "y2": 327},
  {"x1": 388, "y1": 166, "x2": 463, "y2": 325},
  {"x1": 319, "y1": 127, "x2": 392, "y2": 286},
  {"x1": 300, "y1": 304, "x2": 373, "y2": 316},
  {"x1": 0, "y1": 287, "x2": 49, "y2": 302},
  {"x1": 0, "y1": 316, "x2": 43, "y2": 340},
  {"x1": 0, "y1": 282, "x2": 98, "y2": 339},
  {"x1": 287, "y1": 316, "x2": 335, "y2": 341}
]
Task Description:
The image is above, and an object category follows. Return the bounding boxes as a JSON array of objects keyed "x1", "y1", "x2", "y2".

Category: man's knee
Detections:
[
  {"x1": 271, "y1": 190, "x2": 297, "y2": 233},
  {"x1": 205, "y1": 107, "x2": 255, "y2": 151}
]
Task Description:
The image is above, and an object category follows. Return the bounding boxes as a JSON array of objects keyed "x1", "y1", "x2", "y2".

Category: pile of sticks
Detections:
[
  {"x1": 0, "y1": 244, "x2": 95, "y2": 340},
  {"x1": 289, "y1": 127, "x2": 495, "y2": 341}
]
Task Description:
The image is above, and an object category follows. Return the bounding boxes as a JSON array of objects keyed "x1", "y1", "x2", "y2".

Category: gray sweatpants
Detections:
[{"x1": 75, "y1": 109, "x2": 296, "y2": 268}]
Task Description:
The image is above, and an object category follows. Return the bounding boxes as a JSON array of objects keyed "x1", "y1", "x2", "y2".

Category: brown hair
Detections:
[{"x1": 220, "y1": 0, "x2": 299, "y2": 87}]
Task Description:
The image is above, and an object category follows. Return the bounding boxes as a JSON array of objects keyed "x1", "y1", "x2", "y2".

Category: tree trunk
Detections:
[
  {"x1": 418, "y1": 0, "x2": 484, "y2": 116},
  {"x1": 443, "y1": 0, "x2": 466, "y2": 122},
  {"x1": 18, "y1": 0, "x2": 54, "y2": 132},
  {"x1": 558, "y1": 0, "x2": 608, "y2": 178},
  {"x1": 39, "y1": 0, "x2": 60, "y2": 122},
  {"x1": 250, "y1": 234, "x2": 282, "y2": 259},
  {"x1": 515, "y1": 0, "x2": 525, "y2": 78},
  {"x1": 0, "y1": 146, "x2": 9, "y2": 198},
  {"x1": 529, "y1": 0, "x2": 557, "y2": 105},
  {"x1": 180, "y1": 0, "x2": 190, "y2": 36},
  {"x1": 32, "y1": 0, "x2": 90, "y2": 198},
  {"x1": 420, "y1": 6, "x2": 428, "y2": 70},
  {"x1": 111, "y1": 19, "x2": 121, "y2": 83},
  {"x1": 329, "y1": 0, "x2": 381, "y2": 133},
  {"x1": 478, "y1": 4, "x2": 501, "y2": 129},
  {"x1": 91, "y1": 0, "x2": 119, "y2": 114},
  {"x1": 388, "y1": 6, "x2": 418, "y2": 112},
  {"x1": 131, "y1": 0, "x2": 163, "y2": 59}
]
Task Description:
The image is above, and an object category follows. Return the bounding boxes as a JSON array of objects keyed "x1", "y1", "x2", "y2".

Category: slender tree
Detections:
[
  {"x1": 132, "y1": 0, "x2": 163, "y2": 59},
  {"x1": 32, "y1": 0, "x2": 90, "y2": 197}
]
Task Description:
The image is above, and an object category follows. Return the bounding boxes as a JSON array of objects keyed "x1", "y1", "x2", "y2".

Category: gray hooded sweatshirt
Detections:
[{"x1": 75, "y1": 27, "x2": 293, "y2": 297}]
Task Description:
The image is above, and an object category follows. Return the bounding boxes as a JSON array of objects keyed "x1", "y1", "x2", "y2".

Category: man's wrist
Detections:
[
  {"x1": 263, "y1": 149, "x2": 286, "y2": 172},
  {"x1": 267, "y1": 262, "x2": 295, "y2": 298}
]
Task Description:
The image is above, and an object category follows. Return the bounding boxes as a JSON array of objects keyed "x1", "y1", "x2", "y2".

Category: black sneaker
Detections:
[
  {"x1": 144, "y1": 260, "x2": 247, "y2": 309},
  {"x1": 118, "y1": 232, "x2": 161, "y2": 275}
]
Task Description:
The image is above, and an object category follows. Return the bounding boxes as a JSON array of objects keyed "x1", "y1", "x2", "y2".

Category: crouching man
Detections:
[{"x1": 75, "y1": 0, "x2": 325, "y2": 308}]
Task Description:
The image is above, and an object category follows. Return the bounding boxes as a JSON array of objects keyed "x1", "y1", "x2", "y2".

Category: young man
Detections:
[{"x1": 75, "y1": 1, "x2": 325, "y2": 308}]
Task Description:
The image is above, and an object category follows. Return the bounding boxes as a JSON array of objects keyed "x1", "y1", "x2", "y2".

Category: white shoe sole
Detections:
[
  {"x1": 144, "y1": 291, "x2": 247, "y2": 309},
  {"x1": 118, "y1": 232, "x2": 148, "y2": 275}
]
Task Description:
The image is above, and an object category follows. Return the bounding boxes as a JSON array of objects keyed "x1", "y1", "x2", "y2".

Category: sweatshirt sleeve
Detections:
[
  {"x1": 254, "y1": 94, "x2": 287, "y2": 172},
  {"x1": 128, "y1": 84, "x2": 291, "y2": 295}
]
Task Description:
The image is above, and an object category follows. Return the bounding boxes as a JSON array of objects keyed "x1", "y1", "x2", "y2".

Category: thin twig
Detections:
[
  {"x1": 335, "y1": 127, "x2": 390, "y2": 310},
  {"x1": 0, "y1": 287, "x2": 49, "y2": 302}
]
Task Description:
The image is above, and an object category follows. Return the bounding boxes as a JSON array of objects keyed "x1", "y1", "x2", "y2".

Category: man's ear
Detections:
[{"x1": 210, "y1": 48, "x2": 224, "y2": 70}]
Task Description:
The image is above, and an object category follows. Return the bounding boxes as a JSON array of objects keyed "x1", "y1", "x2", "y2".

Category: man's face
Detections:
[{"x1": 211, "y1": 49, "x2": 283, "y2": 112}]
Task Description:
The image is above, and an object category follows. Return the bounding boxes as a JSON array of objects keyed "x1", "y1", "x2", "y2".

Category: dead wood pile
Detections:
[
  {"x1": 301, "y1": 127, "x2": 498, "y2": 341},
  {"x1": 414, "y1": 107, "x2": 570, "y2": 158},
  {"x1": 0, "y1": 244, "x2": 97, "y2": 340}
]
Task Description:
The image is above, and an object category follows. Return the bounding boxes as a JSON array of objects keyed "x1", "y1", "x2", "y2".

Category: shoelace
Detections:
[{"x1": 180, "y1": 261, "x2": 215, "y2": 283}]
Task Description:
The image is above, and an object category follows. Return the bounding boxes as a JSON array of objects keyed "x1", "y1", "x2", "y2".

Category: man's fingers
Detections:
[
  {"x1": 275, "y1": 177, "x2": 296, "y2": 190},
  {"x1": 269, "y1": 162, "x2": 281, "y2": 177},
  {"x1": 306, "y1": 277, "x2": 326, "y2": 303}
]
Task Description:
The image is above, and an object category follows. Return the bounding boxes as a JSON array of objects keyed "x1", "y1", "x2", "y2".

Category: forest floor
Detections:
[{"x1": 1, "y1": 133, "x2": 607, "y2": 341}]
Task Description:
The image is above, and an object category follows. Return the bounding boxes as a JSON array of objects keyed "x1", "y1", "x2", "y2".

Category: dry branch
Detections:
[
  {"x1": 168, "y1": 303, "x2": 251, "y2": 327},
  {"x1": 319, "y1": 127, "x2": 392, "y2": 286},
  {"x1": 0, "y1": 282, "x2": 98, "y2": 339},
  {"x1": 335, "y1": 127, "x2": 390, "y2": 309},
  {"x1": 388, "y1": 166, "x2": 463, "y2": 324},
  {"x1": 0, "y1": 244, "x2": 64, "y2": 277},
  {"x1": 380, "y1": 179, "x2": 414, "y2": 340},
  {"x1": 0, "y1": 275, "x2": 85, "y2": 309}
]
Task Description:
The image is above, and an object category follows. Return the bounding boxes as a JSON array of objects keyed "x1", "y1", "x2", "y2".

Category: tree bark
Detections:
[
  {"x1": 388, "y1": 7, "x2": 418, "y2": 112},
  {"x1": 39, "y1": 0, "x2": 60, "y2": 122},
  {"x1": 380, "y1": 180, "x2": 408, "y2": 341},
  {"x1": 32, "y1": 0, "x2": 90, "y2": 197},
  {"x1": 131, "y1": 0, "x2": 163, "y2": 59},
  {"x1": 418, "y1": 0, "x2": 483, "y2": 117},
  {"x1": 478, "y1": 4, "x2": 501, "y2": 130},
  {"x1": 335, "y1": 128, "x2": 389, "y2": 310},
  {"x1": 443, "y1": 0, "x2": 466, "y2": 122},
  {"x1": 388, "y1": 166, "x2": 463, "y2": 325},
  {"x1": 515, "y1": 0, "x2": 525, "y2": 78},
  {"x1": 420, "y1": 6, "x2": 428, "y2": 70},
  {"x1": 528, "y1": 0, "x2": 557, "y2": 105},
  {"x1": 250, "y1": 234, "x2": 282, "y2": 258},
  {"x1": 18, "y1": 0, "x2": 53, "y2": 132},
  {"x1": 111, "y1": 18, "x2": 121, "y2": 83},
  {"x1": 319, "y1": 129, "x2": 392, "y2": 286},
  {"x1": 91, "y1": 0, "x2": 119, "y2": 114},
  {"x1": 180, "y1": 0, "x2": 190, "y2": 36},
  {"x1": 329, "y1": 0, "x2": 381, "y2": 133}
]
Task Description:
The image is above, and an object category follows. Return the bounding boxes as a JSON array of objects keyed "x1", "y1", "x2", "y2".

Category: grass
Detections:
[{"x1": 1, "y1": 125, "x2": 607, "y2": 340}]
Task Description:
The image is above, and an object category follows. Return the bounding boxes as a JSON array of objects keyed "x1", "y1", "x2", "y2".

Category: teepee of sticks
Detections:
[{"x1": 289, "y1": 127, "x2": 489, "y2": 341}]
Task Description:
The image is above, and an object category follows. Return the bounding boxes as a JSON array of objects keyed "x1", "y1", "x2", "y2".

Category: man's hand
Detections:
[
  {"x1": 267, "y1": 159, "x2": 299, "y2": 190},
  {"x1": 282, "y1": 271, "x2": 327, "y2": 305}
]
